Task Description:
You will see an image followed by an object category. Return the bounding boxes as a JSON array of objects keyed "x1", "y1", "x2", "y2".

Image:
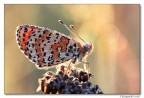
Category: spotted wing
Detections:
[{"x1": 16, "y1": 25, "x2": 77, "y2": 68}]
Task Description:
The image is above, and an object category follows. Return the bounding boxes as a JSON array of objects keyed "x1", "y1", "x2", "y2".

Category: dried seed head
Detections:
[{"x1": 37, "y1": 64, "x2": 103, "y2": 94}]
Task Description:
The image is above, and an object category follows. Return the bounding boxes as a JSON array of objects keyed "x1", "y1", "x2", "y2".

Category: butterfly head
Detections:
[
  {"x1": 78, "y1": 42, "x2": 92, "y2": 61},
  {"x1": 83, "y1": 42, "x2": 93, "y2": 54}
]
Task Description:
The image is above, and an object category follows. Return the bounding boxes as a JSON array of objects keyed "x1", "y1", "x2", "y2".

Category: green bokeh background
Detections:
[{"x1": 4, "y1": 4, "x2": 140, "y2": 94}]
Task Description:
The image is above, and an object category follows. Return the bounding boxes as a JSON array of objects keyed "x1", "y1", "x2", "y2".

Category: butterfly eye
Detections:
[
  {"x1": 84, "y1": 42, "x2": 92, "y2": 52},
  {"x1": 84, "y1": 44, "x2": 90, "y2": 52}
]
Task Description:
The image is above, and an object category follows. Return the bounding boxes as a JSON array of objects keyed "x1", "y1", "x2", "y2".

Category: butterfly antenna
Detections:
[
  {"x1": 69, "y1": 24, "x2": 88, "y2": 44},
  {"x1": 58, "y1": 20, "x2": 88, "y2": 45}
]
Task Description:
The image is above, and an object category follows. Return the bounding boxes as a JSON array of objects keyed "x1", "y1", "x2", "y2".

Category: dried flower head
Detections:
[{"x1": 37, "y1": 64, "x2": 103, "y2": 94}]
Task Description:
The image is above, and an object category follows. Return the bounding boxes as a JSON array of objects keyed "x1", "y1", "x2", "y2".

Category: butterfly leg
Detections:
[
  {"x1": 64, "y1": 61, "x2": 72, "y2": 75},
  {"x1": 80, "y1": 60, "x2": 90, "y2": 80}
]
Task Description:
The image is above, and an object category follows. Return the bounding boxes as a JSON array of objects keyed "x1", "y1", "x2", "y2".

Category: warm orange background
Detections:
[{"x1": 4, "y1": 4, "x2": 140, "y2": 94}]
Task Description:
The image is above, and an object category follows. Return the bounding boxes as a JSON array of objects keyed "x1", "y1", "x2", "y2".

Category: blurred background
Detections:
[{"x1": 4, "y1": 4, "x2": 140, "y2": 94}]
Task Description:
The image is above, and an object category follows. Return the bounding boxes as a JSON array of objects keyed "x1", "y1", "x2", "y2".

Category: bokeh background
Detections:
[{"x1": 4, "y1": 4, "x2": 140, "y2": 94}]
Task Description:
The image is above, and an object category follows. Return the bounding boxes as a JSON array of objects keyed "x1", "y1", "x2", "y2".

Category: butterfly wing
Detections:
[{"x1": 16, "y1": 25, "x2": 77, "y2": 68}]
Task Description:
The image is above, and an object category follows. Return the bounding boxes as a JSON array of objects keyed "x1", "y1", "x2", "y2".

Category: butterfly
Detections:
[{"x1": 16, "y1": 20, "x2": 92, "y2": 69}]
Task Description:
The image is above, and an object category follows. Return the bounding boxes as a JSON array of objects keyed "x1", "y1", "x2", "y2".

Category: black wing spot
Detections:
[
  {"x1": 42, "y1": 48, "x2": 44, "y2": 52},
  {"x1": 72, "y1": 54, "x2": 76, "y2": 57},
  {"x1": 56, "y1": 33, "x2": 59, "y2": 35},
  {"x1": 23, "y1": 34, "x2": 25, "y2": 37},
  {"x1": 33, "y1": 34, "x2": 36, "y2": 36},
  {"x1": 44, "y1": 43, "x2": 46, "y2": 46},
  {"x1": 48, "y1": 62, "x2": 51, "y2": 66},
  {"x1": 28, "y1": 36, "x2": 31, "y2": 39},
  {"x1": 43, "y1": 30, "x2": 49, "y2": 34},
  {"x1": 16, "y1": 30, "x2": 19, "y2": 34},
  {"x1": 56, "y1": 60, "x2": 60, "y2": 62},
  {"x1": 32, "y1": 31, "x2": 35, "y2": 34},
  {"x1": 33, "y1": 59, "x2": 36, "y2": 62},
  {"x1": 74, "y1": 49, "x2": 76, "y2": 52},
  {"x1": 51, "y1": 61, "x2": 54, "y2": 65},
  {"x1": 61, "y1": 57, "x2": 65, "y2": 61},
  {"x1": 37, "y1": 54, "x2": 40, "y2": 58},
  {"x1": 30, "y1": 51, "x2": 32, "y2": 53},
  {"x1": 56, "y1": 33, "x2": 59, "y2": 39},
  {"x1": 48, "y1": 56, "x2": 51, "y2": 61},
  {"x1": 30, "y1": 39, "x2": 32, "y2": 41},
  {"x1": 69, "y1": 46, "x2": 73, "y2": 49},
  {"x1": 16, "y1": 33, "x2": 19, "y2": 37},
  {"x1": 77, "y1": 53, "x2": 80, "y2": 58},
  {"x1": 38, "y1": 64, "x2": 42, "y2": 67},
  {"x1": 74, "y1": 43, "x2": 77, "y2": 47},
  {"x1": 20, "y1": 47, "x2": 23, "y2": 50},
  {"x1": 46, "y1": 36, "x2": 51, "y2": 40},
  {"x1": 49, "y1": 33, "x2": 52, "y2": 36},
  {"x1": 24, "y1": 27, "x2": 28, "y2": 32},
  {"x1": 68, "y1": 49, "x2": 73, "y2": 53},
  {"x1": 35, "y1": 49, "x2": 37, "y2": 53},
  {"x1": 77, "y1": 48, "x2": 80, "y2": 52},
  {"x1": 18, "y1": 42, "x2": 21, "y2": 46},
  {"x1": 43, "y1": 58, "x2": 46, "y2": 63},
  {"x1": 42, "y1": 40, "x2": 44, "y2": 43},
  {"x1": 32, "y1": 43, "x2": 34, "y2": 47},
  {"x1": 66, "y1": 53, "x2": 69, "y2": 56},
  {"x1": 35, "y1": 38, "x2": 37, "y2": 42},
  {"x1": 26, "y1": 47, "x2": 29, "y2": 51},
  {"x1": 26, "y1": 41, "x2": 29, "y2": 45},
  {"x1": 39, "y1": 34, "x2": 42, "y2": 38},
  {"x1": 44, "y1": 52, "x2": 46, "y2": 56},
  {"x1": 51, "y1": 51, "x2": 54, "y2": 54},
  {"x1": 29, "y1": 54, "x2": 32, "y2": 58}
]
